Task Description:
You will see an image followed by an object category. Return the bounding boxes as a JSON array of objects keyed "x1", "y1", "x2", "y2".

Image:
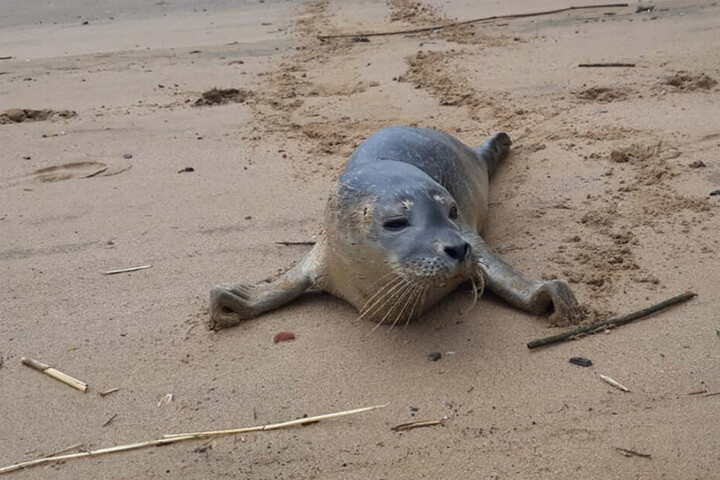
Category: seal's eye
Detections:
[
  {"x1": 449, "y1": 205, "x2": 458, "y2": 220},
  {"x1": 383, "y1": 218, "x2": 410, "y2": 231}
]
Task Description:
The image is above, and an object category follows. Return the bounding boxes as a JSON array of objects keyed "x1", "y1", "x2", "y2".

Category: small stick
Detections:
[
  {"x1": 103, "y1": 265, "x2": 152, "y2": 275},
  {"x1": 0, "y1": 404, "x2": 386, "y2": 475},
  {"x1": 391, "y1": 419, "x2": 443, "y2": 432},
  {"x1": 0, "y1": 56, "x2": 13, "y2": 61},
  {"x1": 317, "y1": 3, "x2": 629, "y2": 39},
  {"x1": 275, "y1": 241, "x2": 316, "y2": 246},
  {"x1": 99, "y1": 387, "x2": 119, "y2": 397},
  {"x1": 163, "y1": 403, "x2": 388, "y2": 439},
  {"x1": 616, "y1": 447, "x2": 651, "y2": 458},
  {"x1": 704, "y1": 391, "x2": 720, "y2": 397},
  {"x1": 40, "y1": 443, "x2": 84, "y2": 459},
  {"x1": 578, "y1": 63, "x2": 636, "y2": 67},
  {"x1": 686, "y1": 389, "x2": 707, "y2": 396},
  {"x1": 102, "y1": 414, "x2": 118, "y2": 427},
  {"x1": 600, "y1": 374, "x2": 630, "y2": 392},
  {"x1": 527, "y1": 291, "x2": 697, "y2": 349},
  {"x1": 21, "y1": 357, "x2": 88, "y2": 392},
  {"x1": 83, "y1": 167, "x2": 108, "y2": 178}
]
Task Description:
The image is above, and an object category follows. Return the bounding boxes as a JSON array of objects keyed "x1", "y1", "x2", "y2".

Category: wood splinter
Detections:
[
  {"x1": 103, "y1": 265, "x2": 152, "y2": 275},
  {"x1": 21, "y1": 357, "x2": 88, "y2": 392},
  {"x1": 600, "y1": 374, "x2": 630, "y2": 392},
  {"x1": 391, "y1": 419, "x2": 443, "y2": 432}
]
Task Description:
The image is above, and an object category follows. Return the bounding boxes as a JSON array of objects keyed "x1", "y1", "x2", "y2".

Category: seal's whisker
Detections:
[
  {"x1": 359, "y1": 279, "x2": 405, "y2": 322},
  {"x1": 404, "y1": 287, "x2": 427, "y2": 329},
  {"x1": 368, "y1": 281, "x2": 413, "y2": 334},
  {"x1": 389, "y1": 284, "x2": 420, "y2": 331},
  {"x1": 358, "y1": 275, "x2": 404, "y2": 319},
  {"x1": 359, "y1": 277, "x2": 400, "y2": 317},
  {"x1": 370, "y1": 279, "x2": 408, "y2": 333},
  {"x1": 380, "y1": 282, "x2": 414, "y2": 327}
]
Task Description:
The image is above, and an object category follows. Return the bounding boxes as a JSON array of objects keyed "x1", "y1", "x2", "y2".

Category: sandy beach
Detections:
[{"x1": 1, "y1": 0, "x2": 719, "y2": 478}]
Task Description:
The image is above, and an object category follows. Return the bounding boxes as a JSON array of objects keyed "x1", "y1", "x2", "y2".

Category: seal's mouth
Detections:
[{"x1": 356, "y1": 254, "x2": 485, "y2": 330}]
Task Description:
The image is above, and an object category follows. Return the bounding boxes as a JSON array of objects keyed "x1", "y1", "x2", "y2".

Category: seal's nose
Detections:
[{"x1": 443, "y1": 241, "x2": 471, "y2": 262}]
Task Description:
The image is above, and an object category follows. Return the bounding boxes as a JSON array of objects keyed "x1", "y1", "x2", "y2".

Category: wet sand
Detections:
[{"x1": 1, "y1": 0, "x2": 719, "y2": 478}]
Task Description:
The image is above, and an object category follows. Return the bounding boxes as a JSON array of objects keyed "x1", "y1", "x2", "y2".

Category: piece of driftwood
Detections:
[
  {"x1": 0, "y1": 404, "x2": 386, "y2": 475},
  {"x1": 391, "y1": 419, "x2": 443, "y2": 432},
  {"x1": 275, "y1": 241, "x2": 316, "y2": 246},
  {"x1": 600, "y1": 374, "x2": 630, "y2": 392},
  {"x1": 20, "y1": 357, "x2": 88, "y2": 392},
  {"x1": 164, "y1": 403, "x2": 388, "y2": 439},
  {"x1": 578, "y1": 63, "x2": 636, "y2": 67},
  {"x1": 98, "y1": 387, "x2": 119, "y2": 397},
  {"x1": 103, "y1": 265, "x2": 152, "y2": 275},
  {"x1": 317, "y1": 3, "x2": 629, "y2": 39},
  {"x1": 0, "y1": 56, "x2": 13, "y2": 61},
  {"x1": 526, "y1": 291, "x2": 697, "y2": 349}
]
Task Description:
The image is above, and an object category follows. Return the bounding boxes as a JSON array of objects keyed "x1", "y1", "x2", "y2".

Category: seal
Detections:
[{"x1": 210, "y1": 126, "x2": 580, "y2": 330}]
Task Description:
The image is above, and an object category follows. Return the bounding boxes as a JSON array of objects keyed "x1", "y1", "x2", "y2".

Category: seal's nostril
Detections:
[
  {"x1": 443, "y1": 242, "x2": 470, "y2": 262},
  {"x1": 444, "y1": 242, "x2": 471, "y2": 261}
]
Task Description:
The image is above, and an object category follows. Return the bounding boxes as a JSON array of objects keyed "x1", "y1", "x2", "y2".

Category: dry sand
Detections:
[{"x1": 1, "y1": 0, "x2": 719, "y2": 478}]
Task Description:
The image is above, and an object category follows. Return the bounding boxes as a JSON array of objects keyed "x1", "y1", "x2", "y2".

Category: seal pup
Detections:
[{"x1": 210, "y1": 126, "x2": 580, "y2": 330}]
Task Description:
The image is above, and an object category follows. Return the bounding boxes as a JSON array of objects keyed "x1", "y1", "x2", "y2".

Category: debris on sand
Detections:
[
  {"x1": 662, "y1": 72, "x2": 717, "y2": 91},
  {"x1": 599, "y1": 374, "x2": 630, "y2": 392},
  {"x1": 193, "y1": 88, "x2": 252, "y2": 107},
  {"x1": 274, "y1": 331, "x2": 296, "y2": 343},
  {"x1": 426, "y1": 352, "x2": 442, "y2": 362},
  {"x1": 569, "y1": 357, "x2": 593, "y2": 367},
  {"x1": 0, "y1": 108, "x2": 77, "y2": 124},
  {"x1": 391, "y1": 419, "x2": 443, "y2": 432},
  {"x1": 616, "y1": 446, "x2": 651, "y2": 458},
  {"x1": 21, "y1": 357, "x2": 88, "y2": 392}
]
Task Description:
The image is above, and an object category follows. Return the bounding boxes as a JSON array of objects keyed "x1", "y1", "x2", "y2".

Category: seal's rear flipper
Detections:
[
  {"x1": 209, "y1": 245, "x2": 322, "y2": 330},
  {"x1": 474, "y1": 237, "x2": 582, "y2": 324},
  {"x1": 475, "y1": 133, "x2": 511, "y2": 178}
]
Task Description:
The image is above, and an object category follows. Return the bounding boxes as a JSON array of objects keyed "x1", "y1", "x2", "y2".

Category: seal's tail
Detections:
[{"x1": 474, "y1": 132, "x2": 511, "y2": 178}]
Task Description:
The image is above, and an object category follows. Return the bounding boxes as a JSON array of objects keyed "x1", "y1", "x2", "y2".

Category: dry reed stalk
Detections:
[
  {"x1": 21, "y1": 357, "x2": 87, "y2": 392},
  {"x1": 0, "y1": 404, "x2": 387, "y2": 476}
]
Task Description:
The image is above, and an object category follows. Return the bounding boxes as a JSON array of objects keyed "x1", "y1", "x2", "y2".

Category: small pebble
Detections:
[
  {"x1": 123, "y1": 153, "x2": 133, "y2": 159},
  {"x1": 710, "y1": 189, "x2": 720, "y2": 197},
  {"x1": 178, "y1": 167, "x2": 195, "y2": 173},
  {"x1": 273, "y1": 331, "x2": 295, "y2": 343},
  {"x1": 427, "y1": 352, "x2": 442, "y2": 362},
  {"x1": 569, "y1": 357, "x2": 593, "y2": 367}
]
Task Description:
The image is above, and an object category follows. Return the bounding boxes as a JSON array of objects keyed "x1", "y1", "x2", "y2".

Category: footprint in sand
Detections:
[{"x1": 31, "y1": 161, "x2": 131, "y2": 182}]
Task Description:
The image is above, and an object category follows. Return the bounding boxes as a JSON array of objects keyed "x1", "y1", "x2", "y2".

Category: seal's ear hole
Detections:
[
  {"x1": 383, "y1": 218, "x2": 410, "y2": 231},
  {"x1": 449, "y1": 205, "x2": 458, "y2": 220},
  {"x1": 221, "y1": 306, "x2": 235, "y2": 314}
]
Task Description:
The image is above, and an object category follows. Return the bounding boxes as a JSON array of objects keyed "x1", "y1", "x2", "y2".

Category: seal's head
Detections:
[{"x1": 326, "y1": 161, "x2": 483, "y2": 324}]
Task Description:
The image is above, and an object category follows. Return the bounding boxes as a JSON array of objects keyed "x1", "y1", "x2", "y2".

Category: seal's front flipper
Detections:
[
  {"x1": 474, "y1": 238, "x2": 582, "y2": 323},
  {"x1": 209, "y1": 246, "x2": 322, "y2": 330},
  {"x1": 475, "y1": 133, "x2": 511, "y2": 178}
]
